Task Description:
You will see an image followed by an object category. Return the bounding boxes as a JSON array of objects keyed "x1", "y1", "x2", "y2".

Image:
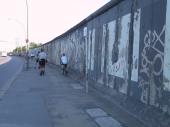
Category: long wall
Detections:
[{"x1": 41, "y1": 0, "x2": 170, "y2": 114}]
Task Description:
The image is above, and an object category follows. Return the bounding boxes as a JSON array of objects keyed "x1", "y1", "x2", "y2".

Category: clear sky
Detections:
[{"x1": 0, "y1": 0, "x2": 110, "y2": 51}]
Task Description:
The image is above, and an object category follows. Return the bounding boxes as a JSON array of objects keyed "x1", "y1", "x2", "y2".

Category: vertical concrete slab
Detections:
[
  {"x1": 88, "y1": 30, "x2": 92, "y2": 70},
  {"x1": 164, "y1": 0, "x2": 170, "y2": 92},
  {"x1": 88, "y1": 29, "x2": 95, "y2": 71},
  {"x1": 107, "y1": 20, "x2": 116, "y2": 75},
  {"x1": 131, "y1": 9, "x2": 141, "y2": 82},
  {"x1": 101, "y1": 24, "x2": 107, "y2": 73},
  {"x1": 118, "y1": 14, "x2": 131, "y2": 94},
  {"x1": 106, "y1": 14, "x2": 131, "y2": 94},
  {"x1": 107, "y1": 14, "x2": 131, "y2": 79},
  {"x1": 91, "y1": 29, "x2": 96, "y2": 71},
  {"x1": 84, "y1": 27, "x2": 88, "y2": 76},
  {"x1": 139, "y1": 0, "x2": 166, "y2": 105}
]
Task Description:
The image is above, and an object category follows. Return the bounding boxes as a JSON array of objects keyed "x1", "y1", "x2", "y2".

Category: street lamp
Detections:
[
  {"x1": 8, "y1": 18, "x2": 26, "y2": 53},
  {"x1": 25, "y1": 0, "x2": 29, "y2": 69},
  {"x1": 8, "y1": 18, "x2": 25, "y2": 32}
]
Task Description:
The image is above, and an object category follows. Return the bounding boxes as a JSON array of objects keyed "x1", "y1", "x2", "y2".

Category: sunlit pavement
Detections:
[
  {"x1": 0, "y1": 60, "x2": 147, "y2": 127},
  {"x1": 0, "y1": 56, "x2": 11, "y2": 65}
]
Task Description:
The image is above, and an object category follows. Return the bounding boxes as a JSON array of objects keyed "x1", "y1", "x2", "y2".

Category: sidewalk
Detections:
[{"x1": 0, "y1": 61, "x2": 147, "y2": 127}]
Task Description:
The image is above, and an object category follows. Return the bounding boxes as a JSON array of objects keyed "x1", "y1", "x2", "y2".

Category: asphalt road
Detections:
[{"x1": 0, "y1": 56, "x2": 24, "y2": 89}]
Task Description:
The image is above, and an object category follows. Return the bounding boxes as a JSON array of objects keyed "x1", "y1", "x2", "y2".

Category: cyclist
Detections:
[
  {"x1": 38, "y1": 49, "x2": 47, "y2": 76},
  {"x1": 60, "y1": 53, "x2": 68, "y2": 75}
]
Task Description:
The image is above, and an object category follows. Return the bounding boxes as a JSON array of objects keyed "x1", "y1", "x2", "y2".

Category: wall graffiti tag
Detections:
[{"x1": 139, "y1": 25, "x2": 165, "y2": 105}]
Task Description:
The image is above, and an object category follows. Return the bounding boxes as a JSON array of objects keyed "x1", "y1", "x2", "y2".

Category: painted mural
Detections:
[
  {"x1": 60, "y1": 31, "x2": 85, "y2": 73},
  {"x1": 107, "y1": 14, "x2": 130, "y2": 81},
  {"x1": 104, "y1": 14, "x2": 130, "y2": 94},
  {"x1": 87, "y1": 29, "x2": 95, "y2": 71},
  {"x1": 139, "y1": 25, "x2": 165, "y2": 105},
  {"x1": 131, "y1": 9, "x2": 141, "y2": 82},
  {"x1": 40, "y1": 0, "x2": 170, "y2": 115}
]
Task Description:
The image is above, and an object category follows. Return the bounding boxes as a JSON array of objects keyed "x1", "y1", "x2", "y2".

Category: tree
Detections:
[
  {"x1": 13, "y1": 42, "x2": 41, "y2": 54},
  {"x1": 13, "y1": 47, "x2": 22, "y2": 53},
  {"x1": 29, "y1": 42, "x2": 42, "y2": 49},
  {"x1": 22, "y1": 46, "x2": 26, "y2": 52}
]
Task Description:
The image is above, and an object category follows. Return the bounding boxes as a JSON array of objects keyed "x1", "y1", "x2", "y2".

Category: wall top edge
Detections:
[{"x1": 42, "y1": 0, "x2": 124, "y2": 46}]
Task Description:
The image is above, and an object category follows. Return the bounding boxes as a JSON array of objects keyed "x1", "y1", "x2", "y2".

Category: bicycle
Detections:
[
  {"x1": 39, "y1": 59, "x2": 46, "y2": 76},
  {"x1": 62, "y1": 64, "x2": 68, "y2": 75}
]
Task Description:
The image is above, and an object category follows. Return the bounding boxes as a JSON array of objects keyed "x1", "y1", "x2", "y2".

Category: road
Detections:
[{"x1": 0, "y1": 56, "x2": 24, "y2": 91}]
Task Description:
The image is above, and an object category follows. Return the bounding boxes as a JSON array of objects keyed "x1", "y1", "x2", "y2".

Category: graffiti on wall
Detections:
[
  {"x1": 101, "y1": 24, "x2": 107, "y2": 73},
  {"x1": 139, "y1": 25, "x2": 165, "y2": 105},
  {"x1": 107, "y1": 20, "x2": 116, "y2": 75},
  {"x1": 66, "y1": 31, "x2": 85, "y2": 73},
  {"x1": 164, "y1": 0, "x2": 170, "y2": 92},
  {"x1": 51, "y1": 42, "x2": 56, "y2": 64},
  {"x1": 87, "y1": 29, "x2": 95, "y2": 71},
  {"x1": 107, "y1": 14, "x2": 130, "y2": 78},
  {"x1": 131, "y1": 9, "x2": 141, "y2": 82},
  {"x1": 54, "y1": 41, "x2": 61, "y2": 65},
  {"x1": 84, "y1": 27, "x2": 88, "y2": 75},
  {"x1": 51, "y1": 30, "x2": 85, "y2": 74},
  {"x1": 104, "y1": 14, "x2": 130, "y2": 94},
  {"x1": 100, "y1": 13, "x2": 132, "y2": 93},
  {"x1": 40, "y1": 0, "x2": 170, "y2": 115}
]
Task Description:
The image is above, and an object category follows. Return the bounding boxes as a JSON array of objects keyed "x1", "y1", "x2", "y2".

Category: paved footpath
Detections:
[{"x1": 0, "y1": 61, "x2": 147, "y2": 127}]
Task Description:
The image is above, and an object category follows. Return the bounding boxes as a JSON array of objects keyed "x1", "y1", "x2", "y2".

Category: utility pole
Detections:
[{"x1": 26, "y1": 0, "x2": 29, "y2": 69}]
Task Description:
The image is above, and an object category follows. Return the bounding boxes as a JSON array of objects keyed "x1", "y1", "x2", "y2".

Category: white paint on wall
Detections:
[
  {"x1": 85, "y1": 27, "x2": 88, "y2": 75},
  {"x1": 84, "y1": 27, "x2": 87, "y2": 37},
  {"x1": 107, "y1": 14, "x2": 131, "y2": 80},
  {"x1": 88, "y1": 29, "x2": 96, "y2": 71},
  {"x1": 87, "y1": 30, "x2": 91, "y2": 70},
  {"x1": 105, "y1": 14, "x2": 131, "y2": 94},
  {"x1": 164, "y1": 0, "x2": 170, "y2": 91},
  {"x1": 107, "y1": 21, "x2": 116, "y2": 75},
  {"x1": 101, "y1": 24, "x2": 107, "y2": 73},
  {"x1": 118, "y1": 14, "x2": 131, "y2": 94},
  {"x1": 131, "y1": 9, "x2": 141, "y2": 82},
  {"x1": 55, "y1": 42, "x2": 60, "y2": 65},
  {"x1": 91, "y1": 29, "x2": 95, "y2": 71}
]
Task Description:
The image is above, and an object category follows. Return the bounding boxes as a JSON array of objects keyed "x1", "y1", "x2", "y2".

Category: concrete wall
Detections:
[{"x1": 41, "y1": 0, "x2": 170, "y2": 114}]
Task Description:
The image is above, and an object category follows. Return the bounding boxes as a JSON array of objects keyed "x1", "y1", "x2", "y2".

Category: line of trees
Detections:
[{"x1": 13, "y1": 42, "x2": 42, "y2": 53}]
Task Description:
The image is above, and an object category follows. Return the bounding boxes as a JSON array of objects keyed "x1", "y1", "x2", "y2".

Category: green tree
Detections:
[
  {"x1": 29, "y1": 42, "x2": 41, "y2": 49},
  {"x1": 13, "y1": 42, "x2": 41, "y2": 54},
  {"x1": 22, "y1": 46, "x2": 26, "y2": 52}
]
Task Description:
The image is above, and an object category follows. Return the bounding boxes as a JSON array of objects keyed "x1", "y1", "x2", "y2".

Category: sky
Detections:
[{"x1": 0, "y1": 0, "x2": 110, "y2": 51}]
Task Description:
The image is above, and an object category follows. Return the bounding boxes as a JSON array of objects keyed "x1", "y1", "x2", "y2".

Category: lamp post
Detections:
[
  {"x1": 8, "y1": 18, "x2": 25, "y2": 32},
  {"x1": 8, "y1": 18, "x2": 26, "y2": 53},
  {"x1": 25, "y1": 0, "x2": 29, "y2": 69}
]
